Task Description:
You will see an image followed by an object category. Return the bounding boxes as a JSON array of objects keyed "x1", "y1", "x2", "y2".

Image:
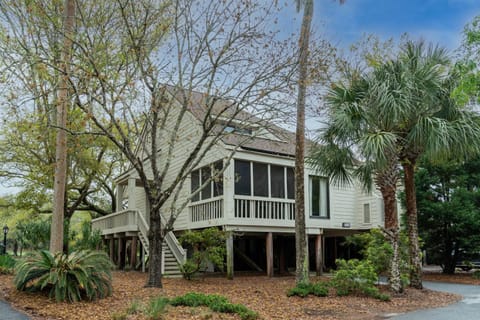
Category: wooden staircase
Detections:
[{"x1": 136, "y1": 211, "x2": 186, "y2": 277}]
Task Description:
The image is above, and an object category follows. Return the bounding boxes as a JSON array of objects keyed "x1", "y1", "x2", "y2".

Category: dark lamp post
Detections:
[{"x1": 3, "y1": 225, "x2": 8, "y2": 255}]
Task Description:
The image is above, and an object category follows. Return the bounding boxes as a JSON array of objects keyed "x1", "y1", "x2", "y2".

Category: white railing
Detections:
[
  {"x1": 234, "y1": 196, "x2": 295, "y2": 221},
  {"x1": 91, "y1": 209, "x2": 186, "y2": 265},
  {"x1": 189, "y1": 197, "x2": 224, "y2": 222},
  {"x1": 135, "y1": 210, "x2": 186, "y2": 264},
  {"x1": 92, "y1": 210, "x2": 137, "y2": 232}
]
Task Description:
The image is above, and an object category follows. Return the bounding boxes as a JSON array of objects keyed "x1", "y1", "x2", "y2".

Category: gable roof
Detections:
[{"x1": 165, "y1": 85, "x2": 299, "y2": 157}]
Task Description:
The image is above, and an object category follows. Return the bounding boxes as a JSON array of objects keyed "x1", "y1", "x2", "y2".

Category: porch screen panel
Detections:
[
  {"x1": 287, "y1": 167, "x2": 295, "y2": 199},
  {"x1": 191, "y1": 170, "x2": 200, "y2": 202},
  {"x1": 270, "y1": 165, "x2": 285, "y2": 198},
  {"x1": 201, "y1": 166, "x2": 212, "y2": 200},
  {"x1": 253, "y1": 162, "x2": 268, "y2": 197},
  {"x1": 234, "y1": 160, "x2": 251, "y2": 195},
  {"x1": 213, "y1": 160, "x2": 224, "y2": 197}
]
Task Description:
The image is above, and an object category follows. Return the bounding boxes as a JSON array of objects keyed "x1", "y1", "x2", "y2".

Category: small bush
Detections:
[
  {"x1": 170, "y1": 292, "x2": 258, "y2": 320},
  {"x1": 178, "y1": 228, "x2": 227, "y2": 280},
  {"x1": 178, "y1": 260, "x2": 199, "y2": 281},
  {"x1": 287, "y1": 282, "x2": 329, "y2": 297},
  {"x1": 331, "y1": 259, "x2": 390, "y2": 301},
  {"x1": 0, "y1": 254, "x2": 16, "y2": 274},
  {"x1": 14, "y1": 249, "x2": 113, "y2": 302}
]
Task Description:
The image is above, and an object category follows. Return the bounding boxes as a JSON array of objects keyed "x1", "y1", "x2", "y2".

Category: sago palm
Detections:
[{"x1": 14, "y1": 249, "x2": 113, "y2": 302}]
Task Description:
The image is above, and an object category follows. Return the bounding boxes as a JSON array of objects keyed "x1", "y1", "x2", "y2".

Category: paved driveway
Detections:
[
  {"x1": 393, "y1": 281, "x2": 480, "y2": 319},
  {"x1": 0, "y1": 300, "x2": 30, "y2": 320}
]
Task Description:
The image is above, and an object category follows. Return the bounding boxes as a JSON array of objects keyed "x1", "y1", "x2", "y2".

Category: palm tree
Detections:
[
  {"x1": 314, "y1": 40, "x2": 480, "y2": 291},
  {"x1": 391, "y1": 41, "x2": 480, "y2": 288},
  {"x1": 310, "y1": 70, "x2": 404, "y2": 293},
  {"x1": 293, "y1": 0, "x2": 345, "y2": 286}
]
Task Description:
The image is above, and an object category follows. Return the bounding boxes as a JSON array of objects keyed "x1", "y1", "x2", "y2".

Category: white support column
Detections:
[
  {"x1": 116, "y1": 184, "x2": 124, "y2": 212},
  {"x1": 266, "y1": 232, "x2": 274, "y2": 277},
  {"x1": 223, "y1": 160, "x2": 235, "y2": 220},
  {"x1": 226, "y1": 233, "x2": 234, "y2": 280},
  {"x1": 128, "y1": 178, "x2": 136, "y2": 210}
]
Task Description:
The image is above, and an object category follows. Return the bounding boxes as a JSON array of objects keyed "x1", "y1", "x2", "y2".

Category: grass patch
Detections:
[
  {"x1": 170, "y1": 292, "x2": 258, "y2": 320},
  {"x1": 146, "y1": 297, "x2": 170, "y2": 320},
  {"x1": 120, "y1": 293, "x2": 258, "y2": 320},
  {"x1": 287, "y1": 282, "x2": 329, "y2": 297}
]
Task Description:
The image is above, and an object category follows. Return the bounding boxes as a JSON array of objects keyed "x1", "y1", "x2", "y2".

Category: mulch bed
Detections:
[
  {"x1": 423, "y1": 270, "x2": 480, "y2": 285},
  {"x1": 0, "y1": 271, "x2": 463, "y2": 320}
]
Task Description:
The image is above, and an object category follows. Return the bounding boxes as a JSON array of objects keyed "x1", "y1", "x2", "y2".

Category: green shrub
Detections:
[
  {"x1": 473, "y1": 270, "x2": 480, "y2": 279},
  {"x1": 146, "y1": 297, "x2": 170, "y2": 320},
  {"x1": 73, "y1": 221, "x2": 104, "y2": 251},
  {"x1": 178, "y1": 260, "x2": 199, "y2": 281},
  {"x1": 14, "y1": 249, "x2": 113, "y2": 302},
  {"x1": 287, "y1": 282, "x2": 329, "y2": 298},
  {"x1": 178, "y1": 228, "x2": 227, "y2": 280},
  {"x1": 331, "y1": 259, "x2": 390, "y2": 301},
  {"x1": 0, "y1": 254, "x2": 16, "y2": 274},
  {"x1": 170, "y1": 292, "x2": 258, "y2": 320}
]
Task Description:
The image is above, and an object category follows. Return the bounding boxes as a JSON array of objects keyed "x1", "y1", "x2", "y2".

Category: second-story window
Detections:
[{"x1": 191, "y1": 160, "x2": 223, "y2": 202}]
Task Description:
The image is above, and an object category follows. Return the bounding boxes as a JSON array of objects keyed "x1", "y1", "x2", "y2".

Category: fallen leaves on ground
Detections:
[
  {"x1": 0, "y1": 272, "x2": 461, "y2": 320},
  {"x1": 423, "y1": 270, "x2": 480, "y2": 285}
]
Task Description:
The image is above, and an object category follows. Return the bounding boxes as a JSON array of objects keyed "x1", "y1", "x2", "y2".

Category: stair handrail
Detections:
[
  {"x1": 135, "y1": 211, "x2": 149, "y2": 239},
  {"x1": 165, "y1": 228, "x2": 187, "y2": 264},
  {"x1": 135, "y1": 210, "x2": 186, "y2": 264}
]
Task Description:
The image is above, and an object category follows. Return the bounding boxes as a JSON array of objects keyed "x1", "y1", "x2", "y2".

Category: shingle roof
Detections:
[{"x1": 166, "y1": 85, "x2": 300, "y2": 157}]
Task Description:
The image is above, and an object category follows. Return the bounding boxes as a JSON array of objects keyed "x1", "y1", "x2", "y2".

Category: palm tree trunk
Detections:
[
  {"x1": 381, "y1": 182, "x2": 403, "y2": 293},
  {"x1": 51, "y1": 0, "x2": 75, "y2": 253},
  {"x1": 403, "y1": 161, "x2": 423, "y2": 289},
  {"x1": 295, "y1": 0, "x2": 313, "y2": 285}
]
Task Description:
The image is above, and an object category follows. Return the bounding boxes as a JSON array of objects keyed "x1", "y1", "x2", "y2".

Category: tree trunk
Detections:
[
  {"x1": 294, "y1": 0, "x2": 313, "y2": 285},
  {"x1": 146, "y1": 208, "x2": 163, "y2": 287},
  {"x1": 51, "y1": 0, "x2": 75, "y2": 253},
  {"x1": 403, "y1": 161, "x2": 423, "y2": 289},
  {"x1": 381, "y1": 183, "x2": 403, "y2": 293}
]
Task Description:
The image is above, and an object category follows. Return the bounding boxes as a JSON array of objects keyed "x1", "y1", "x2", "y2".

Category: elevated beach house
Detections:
[{"x1": 92, "y1": 88, "x2": 384, "y2": 277}]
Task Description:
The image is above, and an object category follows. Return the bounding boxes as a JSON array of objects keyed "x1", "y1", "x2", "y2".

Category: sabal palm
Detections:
[
  {"x1": 310, "y1": 69, "x2": 404, "y2": 293},
  {"x1": 385, "y1": 41, "x2": 480, "y2": 288},
  {"x1": 314, "y1": 40, "x2": 480, "y2": 290}
]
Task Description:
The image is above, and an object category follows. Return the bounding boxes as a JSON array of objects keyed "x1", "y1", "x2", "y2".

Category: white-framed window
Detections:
[
  {"x1": 191, "y1": 160, "x2": 223, "y2": 202},
  {"x1": 363, "y1": 203, "x2": 371, "y2": 224},
  {"x1": 309, "y1": 176, "x2": 329, "y2": 218}
]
